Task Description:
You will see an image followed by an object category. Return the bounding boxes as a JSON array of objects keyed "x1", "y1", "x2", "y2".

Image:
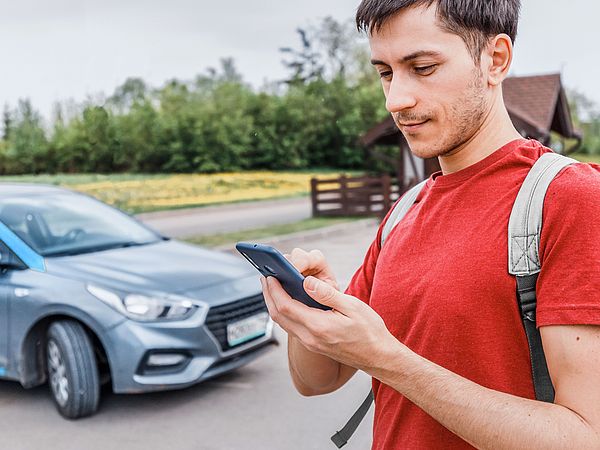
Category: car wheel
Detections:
[{"x1": 46, "y1": 320, "x2": 100, "y2": 419}]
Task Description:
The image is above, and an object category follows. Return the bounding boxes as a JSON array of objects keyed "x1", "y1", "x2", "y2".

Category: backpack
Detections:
[{"x1": 331, "y1": 152, "x2": 577, "y2": 448}]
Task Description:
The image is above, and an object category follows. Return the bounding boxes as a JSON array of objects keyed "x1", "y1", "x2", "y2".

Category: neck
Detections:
[{"x1": 438, "y1": 96, "x2": 522, "y2": 175}]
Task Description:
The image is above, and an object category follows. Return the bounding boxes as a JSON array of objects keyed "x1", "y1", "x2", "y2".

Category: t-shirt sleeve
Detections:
[{"x1": 536, "y1": 162, "x2": 600, "y2": 327}]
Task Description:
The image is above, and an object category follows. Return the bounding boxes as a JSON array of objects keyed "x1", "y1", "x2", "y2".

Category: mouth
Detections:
[{"x1": 398, "y1": 120, "x2": 430, "y2": 132}]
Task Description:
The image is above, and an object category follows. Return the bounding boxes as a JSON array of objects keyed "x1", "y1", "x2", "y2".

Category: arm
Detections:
[
  {"x1": 264, "y1": 274, "x2": 600, "y2": 449},
  {"x1": 287, "y1": 335, "x2": 357, "y2": 396},
  {"x1": 370, "y1": 324, "x2": 600, "y2": 450}
]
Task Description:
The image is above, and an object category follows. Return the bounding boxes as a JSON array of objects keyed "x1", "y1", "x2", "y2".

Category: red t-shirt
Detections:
[{"x1": 345, "y1": 139, "x2": 600, "y2": 449}]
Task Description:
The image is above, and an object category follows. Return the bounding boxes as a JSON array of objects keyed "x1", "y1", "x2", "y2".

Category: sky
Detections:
[{"x1": 2, "y1": 0, "x2": 599, "y2": 121}]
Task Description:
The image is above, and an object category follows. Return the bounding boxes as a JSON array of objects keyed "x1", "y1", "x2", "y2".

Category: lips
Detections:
[{"x1": 398, "y1": 120, "x2": 429, "y2": 132}]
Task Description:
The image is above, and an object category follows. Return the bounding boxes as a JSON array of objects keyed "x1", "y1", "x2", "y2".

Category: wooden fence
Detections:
[{"x1": 310, "y1": 174, "x2": 402, "y2": 218}]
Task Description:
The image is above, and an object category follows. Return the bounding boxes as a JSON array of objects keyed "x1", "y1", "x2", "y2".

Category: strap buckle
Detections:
[{"x1": 331, "y1": 431, "x2": 348, "y2": 449}]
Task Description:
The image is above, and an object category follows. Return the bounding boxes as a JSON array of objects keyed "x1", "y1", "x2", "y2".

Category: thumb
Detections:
[{"x1": 304, "y1": 276, "x2": 346, "y2": 310}]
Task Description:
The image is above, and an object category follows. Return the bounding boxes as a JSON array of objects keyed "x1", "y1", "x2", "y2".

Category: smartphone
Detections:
[{"x1": 236, "y1": 242, "x2": 330, "y2": 311}]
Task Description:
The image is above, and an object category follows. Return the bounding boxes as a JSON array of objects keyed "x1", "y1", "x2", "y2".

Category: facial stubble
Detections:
[{"x1": 399, "y1": 67, "x2": 489, "y2": 160}]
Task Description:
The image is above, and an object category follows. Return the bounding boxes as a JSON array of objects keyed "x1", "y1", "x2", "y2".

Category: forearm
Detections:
[
  {"x1": 288, "y1": 335, "x2": 355, "y2": 395},
  {"x1": 370, "y1": 341, "x2": 600, "y2": 450}
]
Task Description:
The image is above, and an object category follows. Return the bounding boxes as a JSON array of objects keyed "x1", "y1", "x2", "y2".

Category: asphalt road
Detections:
[
  {"x1": 136, "y1": 197, "x2": 313, "y2": 238},
  {"x1": 0, "y1": 220, "x2": 379, "y2": 450}
]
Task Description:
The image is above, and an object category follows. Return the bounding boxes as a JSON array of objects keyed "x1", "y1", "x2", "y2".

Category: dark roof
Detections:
[
  {"x1": 361, "y1": 73, "x2": 580, "y2": 148},
  {"x1": 503, "y1": 73, "x2": 579, "y2": 139}
]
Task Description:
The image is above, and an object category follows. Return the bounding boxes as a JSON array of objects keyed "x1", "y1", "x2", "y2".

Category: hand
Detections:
[
  {"x1": 283, "y1": 248, "x2": 339, "y2": 291},
  {"x1": 261, "y1": 273, "x2": 399, "y2": 373}
]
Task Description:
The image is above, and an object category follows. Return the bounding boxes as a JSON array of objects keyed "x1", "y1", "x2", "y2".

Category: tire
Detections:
[{"x1": 46, "y1": 320, "x2": 100, "y2": 419}]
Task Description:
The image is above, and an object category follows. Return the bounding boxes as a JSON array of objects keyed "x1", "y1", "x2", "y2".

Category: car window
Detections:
[
  {"x1": 0, "y1": 192, "x2": 162, "y2": 256},
  {"x1": 0, "y1": 240, "x2": 26, "y2": 269}
]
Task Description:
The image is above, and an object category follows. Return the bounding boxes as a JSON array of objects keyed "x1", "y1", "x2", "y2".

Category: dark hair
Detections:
[{"x1": 356, "y1": 0, "x2": 521, "y2": 62}]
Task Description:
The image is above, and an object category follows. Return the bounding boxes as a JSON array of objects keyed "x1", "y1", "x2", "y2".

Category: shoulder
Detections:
[
  {"x1": 536, "y1": 160, "x2": 600, "y2": 325},
  {"x1": 540, "y1": 160, "x2": 600, "y2": 255},
  {"x1": 545, "y1": 161, "x2": 600, "y2": 210}
]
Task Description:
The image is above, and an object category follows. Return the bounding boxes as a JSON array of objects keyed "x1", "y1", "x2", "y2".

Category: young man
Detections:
[{"x1": 261, "y1": 1, "x2": 600, "y2": 448}]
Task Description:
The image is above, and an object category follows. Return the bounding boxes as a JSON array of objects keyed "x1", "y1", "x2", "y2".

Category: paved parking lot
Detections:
[{"x1": 0, "y1": 220, "x2": 379, "y2": 450}]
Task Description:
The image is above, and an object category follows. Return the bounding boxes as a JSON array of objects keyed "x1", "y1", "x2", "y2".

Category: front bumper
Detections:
[{"x1": 105, "y1": 294, "x2": 278, "y2": 393}]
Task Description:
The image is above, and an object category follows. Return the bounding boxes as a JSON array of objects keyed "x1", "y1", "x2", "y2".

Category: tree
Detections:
[
  {"x1": 0, "y1": 17, "x2": 390, "y2": 175},
  {"x1": 109, "y1": 77, "x2": 149, "y2": 113},
  {"x1": 5, "y1": 99, "x2": 48, "y2": 173},
  {"x1": 280, "y1": 28, "x2": 324, "y2": 85},
  {"x1": 568, "y1": 90, "x2": 600, "y2": 154},
  {"x1": 2, "y1": 104, "x2": 12, "y2": 141}
]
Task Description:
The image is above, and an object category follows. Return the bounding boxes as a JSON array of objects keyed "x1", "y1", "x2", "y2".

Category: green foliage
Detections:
[
  {"x1": 567, "y1": 89, "x2": 600, "y2": 155},
  {"x1": 0, "y1": 18, "x2": 389, "y2": 175},
  {"x1": 2, "y1": 99, "x2": 49, "y2": 174}
]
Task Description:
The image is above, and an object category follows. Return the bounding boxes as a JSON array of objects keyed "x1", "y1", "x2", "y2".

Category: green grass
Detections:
[
  {"x1": 184, "y1": 217, "x2": 364, "y2": 248},
  {"x1": 0, "y1": 173, "x2": 172, "y2": 185},
  {"x1": 0, "y1": 169, "x2": 364, "y2": 186},
  {"x1": 570, "y1": 153, "x2": 600, "y2": 164}
]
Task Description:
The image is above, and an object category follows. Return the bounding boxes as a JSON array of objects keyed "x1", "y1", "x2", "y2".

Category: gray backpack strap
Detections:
[
  {"x1": 508, "y1": 152, "x2": 576, "y2": 403},
  {"x1": 381, "y1": 179, "x2": 428, "y2": 248},
  {"x1": 508, "y1": 152, "x2": 577, "y2": 276}
]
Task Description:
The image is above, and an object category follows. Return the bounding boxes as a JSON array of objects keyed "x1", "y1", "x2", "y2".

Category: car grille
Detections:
[{"x1": 205, "y1": 294, "x2": 268, "y2": 351}]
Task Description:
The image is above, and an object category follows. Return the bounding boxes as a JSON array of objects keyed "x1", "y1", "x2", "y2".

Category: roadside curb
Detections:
[{"x1": 215, "y1": 217, "x2": 379, "y2": 253}]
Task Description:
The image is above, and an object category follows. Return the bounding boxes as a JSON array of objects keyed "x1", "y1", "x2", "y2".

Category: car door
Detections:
[
  {"x1": 0, "y1": 245, "x2": 9, "y2": 375},
  {"x1": 0, "y1": 238, "x2": 28, "y2": 376},
  {"x1": 0, "y1": 284, "x2": 7, "y2": 376}
]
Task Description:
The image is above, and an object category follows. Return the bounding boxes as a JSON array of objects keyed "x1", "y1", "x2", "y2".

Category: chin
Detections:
[{"x1": 405, "y1": 138, "x2": 445, "y2": 160}]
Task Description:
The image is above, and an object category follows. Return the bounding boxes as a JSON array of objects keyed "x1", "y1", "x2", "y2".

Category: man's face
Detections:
[{"x1": 369, "y1": 5, "x2": 490, "y2": 160}]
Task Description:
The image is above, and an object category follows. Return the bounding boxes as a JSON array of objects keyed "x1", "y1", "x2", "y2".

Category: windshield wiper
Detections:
[{"x1": 44, "y1": 240, "x2": 155, "y2": 257}]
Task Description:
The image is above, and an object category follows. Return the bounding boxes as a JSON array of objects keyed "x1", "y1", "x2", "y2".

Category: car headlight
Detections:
[{"x1": 86, "y1": 284, "x2": 198, "y2": 321}]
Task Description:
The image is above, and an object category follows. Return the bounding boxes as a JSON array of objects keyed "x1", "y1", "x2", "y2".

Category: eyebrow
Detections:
[{"x1": 370, "y1": 50, "x2": 443, "y2": 66}]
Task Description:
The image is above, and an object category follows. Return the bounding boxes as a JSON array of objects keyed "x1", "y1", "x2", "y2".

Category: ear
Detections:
[{"x1": 484, "y1": 33, "x2": 513, "y2": 87}]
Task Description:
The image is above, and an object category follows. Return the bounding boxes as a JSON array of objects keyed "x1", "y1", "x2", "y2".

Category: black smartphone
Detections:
[{"x1": 236, "y1": 242, "x2": 330, "y2": 311}]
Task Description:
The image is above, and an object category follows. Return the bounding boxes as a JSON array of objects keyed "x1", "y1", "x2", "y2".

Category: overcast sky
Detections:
[{"x1": 2, "y1": 0, "x2": 599, "y2": 121}]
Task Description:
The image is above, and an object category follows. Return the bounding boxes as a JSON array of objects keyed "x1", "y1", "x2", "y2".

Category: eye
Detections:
[
  {"x1": 413, "y1": 64, "x2": 437, "y2": 75},
  {"x1": 378, "y1": 70, "x2": 393, "y2": 81}
]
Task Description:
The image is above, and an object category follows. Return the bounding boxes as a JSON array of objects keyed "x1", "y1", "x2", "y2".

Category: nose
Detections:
[{"x1": 385, "y1": 77, "x2": 417, "y2": 113}]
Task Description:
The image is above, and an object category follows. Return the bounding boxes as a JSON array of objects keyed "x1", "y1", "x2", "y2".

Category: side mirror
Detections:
[{"x1": 0, "y1": 243, "x2": 26, "y2": 271}]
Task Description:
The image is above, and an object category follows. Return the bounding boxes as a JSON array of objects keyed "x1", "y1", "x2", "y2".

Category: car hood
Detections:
[{"x1": 44, "y1": 239, "x2": 257, "y2": 297}]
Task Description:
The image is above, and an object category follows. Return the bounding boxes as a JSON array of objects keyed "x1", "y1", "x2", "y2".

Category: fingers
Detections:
[
  {"x1": 287, "y1": 247, "x2": 311, "y2": 272},
  {"x1": 260, "y1": 276, "x2": 320, "y2": 337},
  {"x1": 303, "y1": 276, "x2": 356, "y2": 315},
  {"x1": 287, "y1": 247, "x2": 325, "y2": 273},
  {"x1": 265, "y1": 276, "x2": 316, "y2": 322},
  {"x1": 288, "y1": 248, "x2": 336, "y2": 282}
]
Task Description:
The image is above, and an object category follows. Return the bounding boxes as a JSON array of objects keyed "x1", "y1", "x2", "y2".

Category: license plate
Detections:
[{"x1": 227, "y1": 312, "x2": 269, "y2": 346}]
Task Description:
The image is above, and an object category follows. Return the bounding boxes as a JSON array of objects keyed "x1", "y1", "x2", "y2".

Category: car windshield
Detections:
[{"x1": 0, "y1": 192, "x2": 163, "y2": 257}]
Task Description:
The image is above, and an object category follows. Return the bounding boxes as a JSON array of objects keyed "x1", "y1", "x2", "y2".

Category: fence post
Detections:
[
  {"x1": 339, "y1": 175, "x2": 348, "y2": 216},
  {"x1": 382, "y1": 174, "x2": 391, "y2": 215},
  {"x1": 310, "y1": 178, "x2": 319, "y2": 217}
]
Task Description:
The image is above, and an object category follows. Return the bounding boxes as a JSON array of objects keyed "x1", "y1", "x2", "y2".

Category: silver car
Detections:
[{"x1": 0, "y1": 183, "x2": 277, "y2": 419}]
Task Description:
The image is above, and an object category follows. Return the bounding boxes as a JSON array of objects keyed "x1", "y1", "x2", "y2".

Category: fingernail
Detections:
[{"x1": 305, "y1": 276, "x2": 317, "y2": 292}]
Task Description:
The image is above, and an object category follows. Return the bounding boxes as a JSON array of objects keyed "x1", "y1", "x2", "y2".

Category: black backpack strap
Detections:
[
  {"x1": 515, "y1": 274, "x2": 555, "y2": 402},
  {"x1": 509, "y1": 152, "x2": 577, "y2": 402},
  {"x1": 330, "y1": 390, "x2": 374, "y2": 448}
]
